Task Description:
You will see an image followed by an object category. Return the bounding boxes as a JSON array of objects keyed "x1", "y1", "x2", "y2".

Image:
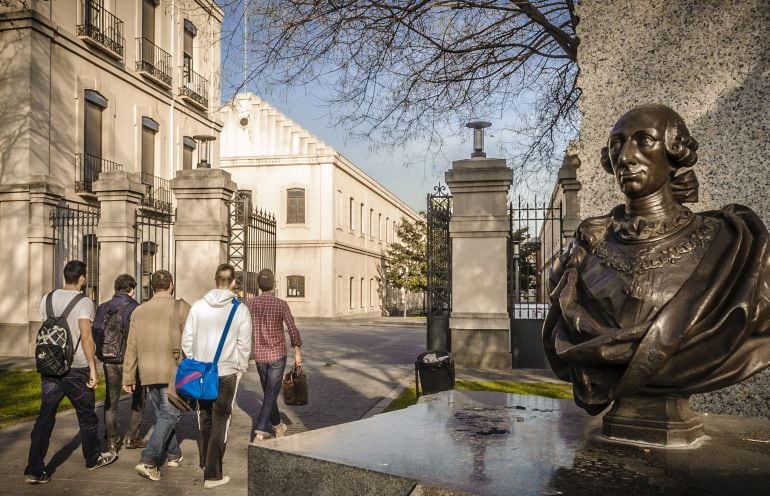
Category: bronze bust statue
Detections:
[{"x1": 543, "y1": 104, "x2": 770, "y2": 445}]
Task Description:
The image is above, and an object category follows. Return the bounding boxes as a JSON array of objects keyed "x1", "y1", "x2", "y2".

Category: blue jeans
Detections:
[
  {"x1": 140, "y1": 386, "x2": 181, "y2": 467},
  {"x1": 25, "y1": 368, "x2": 100, "y2": 476},
  {"x1": 255, "y1": 357, "x2": 286, "y2": 433}
]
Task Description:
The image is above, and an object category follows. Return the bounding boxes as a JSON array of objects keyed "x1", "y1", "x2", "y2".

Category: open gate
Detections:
[{"x1": 426, "y1": 185, "x2": 452, "y2": 351}]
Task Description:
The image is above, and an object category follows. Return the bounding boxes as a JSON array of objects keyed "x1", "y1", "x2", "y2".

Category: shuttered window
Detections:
[
  {"x1": 141, "y1": 118, "x2": 158, "y2": 178},
  {"x1": 84, "y1": 100, "x2": 103, "y2": 158},
  {"x1": 142, "y1": 0, "x2": 156, "y2": 42},
  {"x1": 182, "y1": 136, "x2": 196, "y2": 170},
  {"x1": 287, "y1": 188, "x2": 305, "y2": 224},
  {"x1": 183, "y1": 19, "x2": 195, "y2": 71}
]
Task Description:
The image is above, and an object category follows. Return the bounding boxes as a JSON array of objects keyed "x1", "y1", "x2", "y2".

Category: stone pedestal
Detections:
[
  {"x1": 93, "y1": 171, "x2": 145, "y2": 303},
  {"x1": 445, "y1": 157, "x2": 513, "y2": 369},
  {"x1": 170, "y1": 168, "x2": 236, "y2": 303},
  {"x1": 602, "y1": 395, "x2": 705, "y2": 447}
]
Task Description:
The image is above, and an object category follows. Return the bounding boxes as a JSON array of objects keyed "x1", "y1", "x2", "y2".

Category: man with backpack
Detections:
[
  {"x1": 93, "y1": 274, "x2": 143, "y2": 453},
  {"x1": 25, "y1": 260, "x2": 117, "y2": 484},
  {"x1": 123, "y1": 270, "x2": 190, "y2": 482}
]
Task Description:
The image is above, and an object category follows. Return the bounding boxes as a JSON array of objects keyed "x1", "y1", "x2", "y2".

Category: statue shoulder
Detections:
[{"x1": 575, "y1": 210, "x2": 616, "y2": 249}]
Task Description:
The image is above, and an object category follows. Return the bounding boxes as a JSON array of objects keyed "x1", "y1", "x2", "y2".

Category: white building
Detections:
[
  {"x1": 219, "y1": 93, "x2": 422, "y2": 318},
  {"x1": 0, "y1": 0, "x2": 222, "y2": 355}
]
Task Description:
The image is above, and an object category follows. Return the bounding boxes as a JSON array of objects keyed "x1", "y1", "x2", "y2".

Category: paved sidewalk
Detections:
[{"x1": 0, "y1": 318, "x2": 559, "y2": 495}]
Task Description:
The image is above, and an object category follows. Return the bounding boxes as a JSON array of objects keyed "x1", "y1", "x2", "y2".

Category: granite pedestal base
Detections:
[
  {"x1": 602, "y1": 394, "x2": 705, "y2": 447},
  {"x1": 248, "y1": 390, "x2": 770, "y2": 496}
]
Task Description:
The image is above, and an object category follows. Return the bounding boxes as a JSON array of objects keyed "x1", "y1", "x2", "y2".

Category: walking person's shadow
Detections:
[{"x1": 45, "y1": 434, "x2": 81, "y2": 475}]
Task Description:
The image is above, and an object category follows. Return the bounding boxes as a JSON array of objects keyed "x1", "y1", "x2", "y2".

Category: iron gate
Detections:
[
  {"x1": 135, "y1": 208, "x2": 174, "y2": 302},
  {"x1": 227, "y1": 192, "x2": 276, "y2": 298},
  {"x1": 508, "y1": 197, "x2": 563, "y2": 367},
  {"x1": 426, "y1": 185, "x2": 452, "y2": 351},
  {"x1": 50, "y1": 202, "x2": 101, "y2": 302}
]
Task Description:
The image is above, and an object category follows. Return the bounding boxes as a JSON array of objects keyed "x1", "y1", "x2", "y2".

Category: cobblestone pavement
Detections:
[{"x1": 0, "y1": 318, "x2": 426, "y2": 496}]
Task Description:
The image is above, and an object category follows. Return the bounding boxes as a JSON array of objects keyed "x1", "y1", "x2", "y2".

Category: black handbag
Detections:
[{"x1": 282, "y1": 364, "x2": 308, "y2": 406}]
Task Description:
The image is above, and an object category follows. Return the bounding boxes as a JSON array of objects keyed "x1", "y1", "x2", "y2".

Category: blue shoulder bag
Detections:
[{"x1": 175, "y1": 300, "x2": 240, "y2": 401}]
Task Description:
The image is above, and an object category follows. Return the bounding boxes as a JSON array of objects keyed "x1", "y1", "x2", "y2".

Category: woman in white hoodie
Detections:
[{"x1": 181, "y1": 264, "x2": 252, "y2": 489}]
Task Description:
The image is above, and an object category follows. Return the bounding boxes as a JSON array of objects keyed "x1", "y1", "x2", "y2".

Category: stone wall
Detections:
[
  {"x1": 575, "y1": 0, "x2": 770, "y2": 222},
  {"x1": 575, "y1": 0, "x2": 770, "y2": 419}
]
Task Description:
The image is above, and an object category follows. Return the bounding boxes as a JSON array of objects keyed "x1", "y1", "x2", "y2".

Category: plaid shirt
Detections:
[{"x1": 247, "y1": 291, "x2": 302, "y2": 363}]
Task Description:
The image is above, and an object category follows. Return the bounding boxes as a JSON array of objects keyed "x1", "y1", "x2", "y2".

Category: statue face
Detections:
[{"x1": 607, "y1": 109, "x2": 672, "y2": 199}]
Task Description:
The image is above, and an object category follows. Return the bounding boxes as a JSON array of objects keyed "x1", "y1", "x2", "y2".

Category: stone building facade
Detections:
[
  {"x1": 0, "y1": 0, "x2": 223, "y2": 355},
  {"x1": 219, "y1": 93, "x2": 422, "y2": 318}
]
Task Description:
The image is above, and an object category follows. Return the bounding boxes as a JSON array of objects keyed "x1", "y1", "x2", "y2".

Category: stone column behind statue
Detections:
[{"x1": 445, "y1": 139, "x2": 513, "y2": 369}]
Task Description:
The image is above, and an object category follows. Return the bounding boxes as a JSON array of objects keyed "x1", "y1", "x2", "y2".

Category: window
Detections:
[
  {"x1": 183, "y1": 19, "x2": 196, "y2": 72},
  {"x1": 360, "y1": 203, "x2": 365, "y2": 234},
  {"x1": 370, "y1": 278, "x2": 374, "y2": 307},
  {"x1": 83, "y1": 90, "x2": 106, "y2": 189},
  {"x1": 385, "y1": 218, "x2": 390, "y2": 243},
  {"x1": 287, "y1": 276, "x2": 305, "y2": 298},
  {"x1": 360, "y1": 278, "x2": 364, "y2": 308},
  {"x1": 182, "y1": 136, "x2": 196, "y2": 170},
  {"x1": 349, "y1": 198, "x2": 354, "y2": 230},
  {"x1": 349, "y1": 277, "x2": 354, "y2": 309},
  {"x1": 141, "y1": 117, "x2": 159, "y2": 179},
  {"x1": 287, "y1": 188, "x2": 305, "y2": 224},
  {"x1": 336, "y1": 190, "x2": 343, "y2": 228},
  {"x1": 378, "y1": 213, "x2": 382, "y2": 240},
  {"x1": 369, "y1": 209, "x2": 374, "y2": 237},
  {"x1": 142, "y1": 0, "x2": 156, "y2": 43}
]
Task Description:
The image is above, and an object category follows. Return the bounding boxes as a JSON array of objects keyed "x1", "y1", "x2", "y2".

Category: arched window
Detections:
[
  {"x1": 287, "y1": 275, "x2": 305, "y2": 298},
  {"x1": 287, "y1": 188, "x2": 305, "y2": 224}
]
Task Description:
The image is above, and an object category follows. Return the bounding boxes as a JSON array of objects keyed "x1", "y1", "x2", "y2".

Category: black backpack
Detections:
[
  {"x1": 94, "y1": 300, "x2": 130, "y2": 364},
  {"x1": 35, "y1": 292, "x2": 86, "y2": 376}
]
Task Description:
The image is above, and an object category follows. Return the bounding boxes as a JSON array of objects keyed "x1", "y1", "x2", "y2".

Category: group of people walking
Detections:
[{"x1": 24, "y1": 260, "x2": 302, "y2": 489}]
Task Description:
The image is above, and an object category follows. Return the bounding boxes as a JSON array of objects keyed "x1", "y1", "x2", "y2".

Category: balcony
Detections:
[
  {"x1": 179, "y1": 66, "x2": 209, "y2": 110},
  {"x1": 76, "y1": 1, "x2": 125, "y2": 59},
  {"x1": 76, "y1": 153, "x2": 123, "y2": 194},
  {"x1": 135, "y1": 38, "x2": 172, "y2": 88},
  {"x1": 141, "y1": 172, "x2": 173, "y2": 214}
]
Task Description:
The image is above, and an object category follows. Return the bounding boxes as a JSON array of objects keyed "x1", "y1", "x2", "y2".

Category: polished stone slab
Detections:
[{"x1": 248, "y1": 390, "x2": 770, "y2": 496}]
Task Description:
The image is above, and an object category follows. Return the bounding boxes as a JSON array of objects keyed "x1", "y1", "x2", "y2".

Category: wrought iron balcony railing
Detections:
[
  {"x1": 76, "y1": 153, "x2": 123, "y2": 194},
  {"x1": 179, "y1": 65, "x2": 209, "y2": 109},
  {"x1": 76, "y1": 1, "x2": 125, "y2": 59},
  {"x1": 135, "y1": 37, "x2": 172, "y2": 88},
  {"x1": 141, "y1": 172, "x2": 173, "y2": 213}
]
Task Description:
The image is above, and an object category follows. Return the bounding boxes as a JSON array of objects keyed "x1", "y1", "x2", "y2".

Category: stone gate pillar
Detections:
[
  {"x1": 171, "y1": 169, "x2": 236, "y2": 303},
  {"x1": 445, "y1": 135, "x2": 513, "y2": 369},
  {"x1": 93, "y1": 171, "x2": 144, "y2": 304}
]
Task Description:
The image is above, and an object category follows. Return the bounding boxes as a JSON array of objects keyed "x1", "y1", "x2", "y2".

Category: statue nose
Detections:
[{"x1": 618, "y1": 141, "x2": 636, "y2": 166}]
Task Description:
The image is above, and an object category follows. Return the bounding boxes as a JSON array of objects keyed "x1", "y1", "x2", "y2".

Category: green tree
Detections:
[{"x1": 382, "y1": 218, "x2": 427, "y2": 294}]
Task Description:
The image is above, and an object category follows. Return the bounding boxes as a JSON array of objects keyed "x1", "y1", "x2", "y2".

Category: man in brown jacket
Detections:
[{"x1": 122, "y1": 270, "x2": 190, "y2": 482}]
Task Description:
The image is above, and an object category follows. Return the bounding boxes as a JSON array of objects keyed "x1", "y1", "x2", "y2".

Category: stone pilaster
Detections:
[
  {"x1": 557, "y1": 151, "x2": 582, "y2": 244},
  {"x1": 171, "y1": 168, "x2": 236, "y2": 303},
  {"x1": 93, "y1": 170, "x2": 145, "y2": 304},
  {"x1": 445, "y1": 157, "x2": 513, "y2": 369}
]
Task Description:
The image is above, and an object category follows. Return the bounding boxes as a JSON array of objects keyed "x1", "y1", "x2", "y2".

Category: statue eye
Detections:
[
  {"x1": 609, "y1": 139, "x2": 624, "y2": 152},
  {"x1": 637, "y1": 134, "x2": 656, "y2": 147}
]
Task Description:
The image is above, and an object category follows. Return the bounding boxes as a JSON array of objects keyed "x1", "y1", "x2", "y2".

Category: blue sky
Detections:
[{"x1": 216, "y1": 3, "x2": 567, "y2": 213}]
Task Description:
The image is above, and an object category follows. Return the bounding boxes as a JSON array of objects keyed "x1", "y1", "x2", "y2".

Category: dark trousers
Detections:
[
  {"x1": 103, "y1": 363, "x2": 145, "y2": 445},
  {"x1": 25, "y1": 368, "x2": 100, "y2": 476},
  {"x1": 197, "y1": 373, "x2": 238, "y2": 481},
  {"x1": 255, "y1": 357, "x2": 287, "y2": 432}
]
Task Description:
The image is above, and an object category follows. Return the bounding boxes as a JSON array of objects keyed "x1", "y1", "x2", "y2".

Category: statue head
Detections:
[{"x1": 600, "y1": 105, "x2": 699, "y2": 200}]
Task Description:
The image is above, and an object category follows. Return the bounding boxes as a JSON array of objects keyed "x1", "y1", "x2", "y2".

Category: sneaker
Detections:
[
  {"x1": 166, "y1": 454, "x2": 184, "y2": 467},
  {"x1": 272, "y1": 422, "x2": 288, "y2": 437},
  {"x1": 135, "y1": 463, "x2": 161, "y2": 481},
  {"x1": 88, "y1": 451, "x2": 118, "y2": 470},
  {"x1": 124, "y1": 437, "x2": 147, "y2": 449},
  {"x1": 204, "y1": 476, "x2": 230, "y2": 489},
  {"x1": 24, "y1": 472, "x2": 51, "y2": 484},
  {"x1": 253, "y1": 430, "x2": 274, "y2": 441}
]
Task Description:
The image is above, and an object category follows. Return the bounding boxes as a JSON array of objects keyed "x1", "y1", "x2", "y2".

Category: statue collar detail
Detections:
[{"x1": 610, "y1": 203, "x2": 693, "y2": 242}]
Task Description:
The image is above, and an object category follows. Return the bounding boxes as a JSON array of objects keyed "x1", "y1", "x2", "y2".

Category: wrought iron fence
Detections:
[
  {"x1": 76, "y1": 153, "x2": 123, "y2": 194},
  {"x1": 76, "y1": 0, "x2": 125, "y2": 57},
  {"x1": 508, "y1": 197, "x2": 563, "y2": 317},
  {"x1": 135, "y1": 37, "x2": 172, "y2": 87},
  {"x1": 426, "y1": 185, "x2": 452, "y2": 350},
  {"x1": 50, "y1": 202, "x2": 101, "y2": 302},
  {"x1": 228, "y1": 192, "x2": 276, "y2": 299},
  {"x1": 140, "y1": 172, "x2": 173, "y2": 213},
  {"x1": 179, "y1": 65, "x2": 209, "y2": 109},
  {"x1": 135, "y1": 208, "x2": 174, "y2": 302}
]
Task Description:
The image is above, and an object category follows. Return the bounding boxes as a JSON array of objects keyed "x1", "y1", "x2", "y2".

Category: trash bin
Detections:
[{"x1": 415, "y1": 350, "x2": 455, "y2": 398}]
